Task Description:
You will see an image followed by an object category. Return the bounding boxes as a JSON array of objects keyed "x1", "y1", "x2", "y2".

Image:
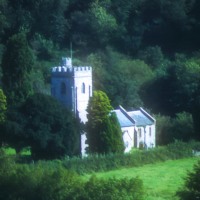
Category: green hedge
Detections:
[
  {"x1": 63, "y1": 141, "x2": 200, "y2": 174},
  {"x1": 0, "y1": 155, "x2": 144, "y2": 200}
]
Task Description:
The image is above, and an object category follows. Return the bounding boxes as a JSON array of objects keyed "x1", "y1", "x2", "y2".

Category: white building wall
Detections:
[
  {"x1": 145, "y1": 124, "x2": 156, "y2": 148},
  {"x1": 74, "y1": 67, "x2": 92, "y2": 123},
  {"x1": 121, "y1": 127, "x2": 135, "y2": 153},
  {"x1": 81, "y1": 133, "x2": 88, "y2": 155},
  {"x1": 134, "y1": 125, "x2": 156, "y2": 149}
]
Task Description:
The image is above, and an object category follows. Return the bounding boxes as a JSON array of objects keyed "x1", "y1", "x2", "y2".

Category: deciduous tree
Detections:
[
  {"x1": 1, "y1": 32, "x2": 34, "y2": 105},
  {"x1": 21, "y1": 93, "x2": 80, "y2": 159},
  {"x1": 2, "y1": 93, "x2": 80, "y2": 159}
]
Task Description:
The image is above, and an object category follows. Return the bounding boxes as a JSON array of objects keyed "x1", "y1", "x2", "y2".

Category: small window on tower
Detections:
[
  {"x1": 61, "y1": 82, "x2": 66, "y2": 95},
  {"x1": 82, "y1": 83, "x2": 85, "y2": 93}
]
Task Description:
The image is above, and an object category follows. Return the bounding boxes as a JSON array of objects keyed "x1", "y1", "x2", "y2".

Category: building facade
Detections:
[{"x1": 113, "y1": 106, "x2": 156, "y2": 152}]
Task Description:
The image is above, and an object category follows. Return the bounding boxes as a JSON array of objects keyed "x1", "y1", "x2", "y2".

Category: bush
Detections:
[
  {"x1": 81, "y1": 175, "x2": 144, "y2": 200},
  {"x1": 155, "y1": 112, "x2": 195, "y2": 145},
  {"x1": 0, "y1": 157, "x2": 82, "y2": 200},
  {"x1": 177, "y1": 160, "x2": 200, "y2": 200},
  {"x1": 0, "y1": 156, "x2": 144, "y2": 200}
]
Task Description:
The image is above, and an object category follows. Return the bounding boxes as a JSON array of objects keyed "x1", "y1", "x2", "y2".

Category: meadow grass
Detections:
[{"x1": 84, "y1": 157, "x2": 200, "y2": 200}]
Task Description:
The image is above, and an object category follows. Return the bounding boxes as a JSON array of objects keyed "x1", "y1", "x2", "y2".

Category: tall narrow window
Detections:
[
  {"x1": 89, "y1": 85, "x2": 91, "y2": 97},
  {"x1": 138, "y1": 128, "x2": 142, "y2": 138},
  {"x1": 61, "y1": 82, "x2": 66, "y2": 95},
  {"x1": 149, "y1": 127, "x2": 151, "y2": 137},
  {"x1": 81, "y1": 83, "x2": 85, "y2": 93}
]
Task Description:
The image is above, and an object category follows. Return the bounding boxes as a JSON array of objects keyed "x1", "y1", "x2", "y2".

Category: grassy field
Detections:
[{"x1": 84, "y1": 157, "x2": 200, "y2": 200}]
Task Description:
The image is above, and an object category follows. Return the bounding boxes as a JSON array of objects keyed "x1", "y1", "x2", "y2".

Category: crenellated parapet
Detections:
[
  {"x1": 52, "y1": 64, "x2": 92, "y2": 77},
  {"x1": 52, "y1": 66, "x2": 92, "y2": 72},
  {"x1": 73, "y1": 66, "x2": 92, "y2": 71}
]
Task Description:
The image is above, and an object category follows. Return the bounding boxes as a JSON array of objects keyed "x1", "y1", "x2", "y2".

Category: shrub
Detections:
[
  {"x1": 177, "y1": 160, "x2": 200, "y2": 200},
  {"x1": 80, "y1": 175, "x2": 144, "y2": 200},
  {"x1": 155, "y1": 112, "x2": 195, "y2": 145},
  {"x1": 0, "y1": 156, "x2": 144, "y2": 200},
  {"x1": 0, "y1": 157, "x2": 83, "y2": 200}
]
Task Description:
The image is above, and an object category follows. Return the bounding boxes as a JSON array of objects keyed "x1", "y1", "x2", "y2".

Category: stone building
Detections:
[
  {"x1": 113, "y1": 106, "x2": 156, "y2": 152},
  {"x1": 51, "y1": 57, "x2": 92, "y2": 123},
  {"x1": 51, "y1": 57, "x2": 156, "y2": 154}
]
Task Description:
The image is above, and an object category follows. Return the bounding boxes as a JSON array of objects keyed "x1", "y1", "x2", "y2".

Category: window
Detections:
[
  {"x1": 149, "y1": 127, "x2": 151, "y2": 137},
  {"x1": 81, "y1": 83, "x2": 85, "y2": 93},
  {"x1": 89, "y1": 85, "x2": 91, "y2": 97},
  {"x1": 60, "y1": 82, "x2": 66, "y2": 95},
  {"x1": 138, "y1": 128, "x2": 142, "y2": 138}
]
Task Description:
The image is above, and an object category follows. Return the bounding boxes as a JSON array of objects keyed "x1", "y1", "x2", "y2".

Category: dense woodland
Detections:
[
  {"x1": 1, "y1": 1, "x2": 200, "y2": 199},
  {"x1": 0, "y1": 0, "x2": 200, "y2": 158}
]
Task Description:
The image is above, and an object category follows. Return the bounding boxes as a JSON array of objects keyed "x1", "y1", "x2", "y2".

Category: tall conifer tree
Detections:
[{"x1": 86, "y1": 90, "x2": 124, "y2": 154}]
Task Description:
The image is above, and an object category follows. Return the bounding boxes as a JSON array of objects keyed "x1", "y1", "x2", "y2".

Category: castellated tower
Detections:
[{"x1": 51, "y1": 57, "x2": 92, "y2": 124}]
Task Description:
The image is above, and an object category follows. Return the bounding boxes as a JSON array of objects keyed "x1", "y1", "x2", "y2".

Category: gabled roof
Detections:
[
  {"x1": 113, "y1": 106, "x2": 155, "y2": 128},
  {"x1": 114, "y1": 109, "x2": 134, "y2": 127}
]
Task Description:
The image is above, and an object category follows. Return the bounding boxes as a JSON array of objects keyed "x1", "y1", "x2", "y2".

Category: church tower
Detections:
[{"x1": 51, "y1": 57, "x2": 92, "y2": 123}]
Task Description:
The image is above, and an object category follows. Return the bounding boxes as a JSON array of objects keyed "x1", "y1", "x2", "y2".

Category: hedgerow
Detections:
[
  {"x1": 63, "y1": 141, "x2": 200, "y2": 174},
  {"x1": 0, "y1": 153, "x2": 144, "y2": 200}
]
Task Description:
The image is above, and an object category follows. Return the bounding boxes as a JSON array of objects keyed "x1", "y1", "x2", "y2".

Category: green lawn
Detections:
[{"x1": 84, "y1": 157, "x2": 200, "y2": 200}]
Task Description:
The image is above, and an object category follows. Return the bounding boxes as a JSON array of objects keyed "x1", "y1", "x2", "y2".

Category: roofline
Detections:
[
  {"x1": 139, "y1": 107, "x2": 156, "y2": 122},
  {"x1": 119, "y1": 105, "x2": 136, "y2": 124}
]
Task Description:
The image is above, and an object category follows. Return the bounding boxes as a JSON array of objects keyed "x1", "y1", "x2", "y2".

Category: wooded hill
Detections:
[{"x1": 0, "y1": 0, "x2": 200, "y2": 150}]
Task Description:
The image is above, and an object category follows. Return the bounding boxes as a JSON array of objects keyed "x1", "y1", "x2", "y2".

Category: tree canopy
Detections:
[
  {"x1": 2, "y1": 93, "x2": 80, "y2": 159},
  {"x1": 1, "y1": 31, "x2": 34, "y2": 105}
]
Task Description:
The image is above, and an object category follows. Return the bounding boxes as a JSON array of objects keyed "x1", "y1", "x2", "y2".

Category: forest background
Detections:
[{"x1": 0, "y1": 0, "x2": 200, "y2": 150}]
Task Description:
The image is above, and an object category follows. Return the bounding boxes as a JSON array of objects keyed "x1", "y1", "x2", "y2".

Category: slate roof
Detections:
[
  {"x1": 114, "y1": 109, "x2": 134, "y2": 127},
  {"x1": 128, "y1": 110, "x2": 154, "y2": 126},
  {"x1": 113, "y1": 106, "x2": 155, "y2": 128}
]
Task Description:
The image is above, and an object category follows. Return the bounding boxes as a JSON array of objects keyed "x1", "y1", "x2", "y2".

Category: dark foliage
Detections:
[
  {"x1": 155, "y1": 112, "x2": 195, "y2": 145},
  {"x1": 1, "y1": 93, "x2": 80, "y2": 159},
  {"x1": 1, "y1": 31, "x2": 34, "y2": 105},
  {"x1": 177, "y1": 160, "x2": 200, "y2": 199},
  {"x1": 0, "y1": 0, "x2": 200, "y2": 158},
  {"x1": 0, "y1": 155, "x2": 144, "y2": 200}
]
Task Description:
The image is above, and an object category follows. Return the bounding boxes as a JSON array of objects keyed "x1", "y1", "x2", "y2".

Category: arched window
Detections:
[
  {"x1": 60, "y1": 82, "x2": 66, "y2": 95},
  {"x1": 81, "y1": 83, "x2": 85, "y2": 93}
]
